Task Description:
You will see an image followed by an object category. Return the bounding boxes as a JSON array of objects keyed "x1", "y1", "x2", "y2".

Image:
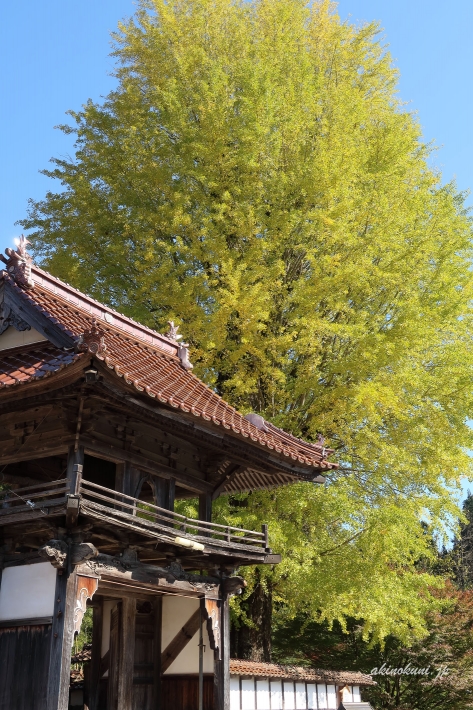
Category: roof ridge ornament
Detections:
[
  {"x1": 76, "y1": 318, "x2": 107, "y2": 355},
  {"x1": 165, "y1": 320, "x2": 193, "y2": 371},
  {"x1": 165, "y1": 320, "x2": 183, "y2": 342},
  {"x1": 0, "y1": 235, "x2": 34, "y2": 290}
]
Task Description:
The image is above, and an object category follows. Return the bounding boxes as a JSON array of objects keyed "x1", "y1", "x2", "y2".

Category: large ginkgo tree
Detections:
[{"x1": 20, "y1": 0, "x2": 473, "y2": 657}]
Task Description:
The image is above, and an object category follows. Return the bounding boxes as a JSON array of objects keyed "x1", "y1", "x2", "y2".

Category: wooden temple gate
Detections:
[{"x1": 0, "y1": 239, "x2": 335, "y2": 709}]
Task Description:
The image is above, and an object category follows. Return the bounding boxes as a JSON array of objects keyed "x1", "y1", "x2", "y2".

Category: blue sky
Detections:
[{"x1": 1, "y1": 0, "x2": 472, "y2": 241}]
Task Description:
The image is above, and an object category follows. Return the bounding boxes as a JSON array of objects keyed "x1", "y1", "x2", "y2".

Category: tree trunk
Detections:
[{"x1": 230, "y1": 569, "x2": 272, "y2": 661}]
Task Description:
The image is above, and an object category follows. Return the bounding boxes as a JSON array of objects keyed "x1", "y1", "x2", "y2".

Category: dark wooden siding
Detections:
[
  {"x1": 0, "y1": 623, "x2": 52, "y2": 710},
  {"x1": 161, "y1": 675, "x2": 214, "y2": 710}
]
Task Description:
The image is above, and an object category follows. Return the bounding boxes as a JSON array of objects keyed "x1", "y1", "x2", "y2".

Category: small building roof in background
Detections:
[{"x1": 229, "y1": 659, "x2": 376, "y2": 686}]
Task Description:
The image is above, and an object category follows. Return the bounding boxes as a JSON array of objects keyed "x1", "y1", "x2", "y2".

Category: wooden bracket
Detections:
[
  {"x1": 73, "y1": 574, "x2": 99, "y2": 642},
  {"x1": 203, "y1": 598, "x2": 221, "y2": 659}
]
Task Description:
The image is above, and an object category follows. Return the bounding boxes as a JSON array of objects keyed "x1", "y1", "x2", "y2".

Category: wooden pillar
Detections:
[
  {"x1": 214, "y1": 595, "x2": 230, "y2": 710},
  {"x1": 156, "y1": 477, "x2": 175, "y2": 521},
  {"x1": 117, "y1": 597, "x2": 136, "y2": 710},
  {"x1": 153, "y1": 597, "x2": 162, "y2": 710},
  {"x1": 47, "y1": 565, "x2": 77, "y2": 710},
  {"x1": 87, "y1": 599, "x2": 103, "y2": 710},
  {"x1": 67, "y1": 445, "x2": 84, "y2": 494},
  {"x1": 199, "y1": 493, "x2": 212, "y2": 536}
]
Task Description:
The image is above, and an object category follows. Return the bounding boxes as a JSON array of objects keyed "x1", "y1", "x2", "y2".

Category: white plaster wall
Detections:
[
  {"x1": 0, "y1": 562, "x2": 56, "y2": 620},
  {"x1": 230, "y1": 679, "x2": 348, "y2": 710},
  {"x1": 161, "y1": 595, "x2": 213, "y2": 674},
  {"x1": 0, "y1": 326, "x2": 47, "y2": 350}
]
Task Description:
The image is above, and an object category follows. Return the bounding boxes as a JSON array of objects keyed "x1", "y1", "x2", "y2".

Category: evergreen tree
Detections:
[
  {"x1": 452, "y1": 494, "x2": 473, "y2": 590},
  {"x1": 19, "y1": 0, "x2": 473, "y2": 653}
]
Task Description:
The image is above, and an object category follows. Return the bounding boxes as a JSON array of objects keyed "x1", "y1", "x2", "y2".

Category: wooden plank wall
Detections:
[
  {"x1": 0, "y1": 624, "x2": 52, "y2": 710},
  {"x1": 161, "y1": 675, "x2": 214, "y2": 710}
]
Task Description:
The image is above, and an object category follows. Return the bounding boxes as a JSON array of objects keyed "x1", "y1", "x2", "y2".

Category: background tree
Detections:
[
  {"x1": 270, "y1": 582, "x2": 473, "y2": 710},
  {"x1": 19, "y1": 0, "x2": 473, "y2": 654},
  {"x1": 452, "y1": 494, "x2": 473, "y2": 590}
]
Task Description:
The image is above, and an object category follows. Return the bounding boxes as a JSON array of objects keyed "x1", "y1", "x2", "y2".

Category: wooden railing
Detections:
[
  {"x1": 0, "y1": 476, "x2": 270, "y2": 554},
  {"x1": 0, "y1": 478, "x2": 69, "y2": 516},
  {"x1": 79, "y1": 479, "x2": 268, "y2": 553}
]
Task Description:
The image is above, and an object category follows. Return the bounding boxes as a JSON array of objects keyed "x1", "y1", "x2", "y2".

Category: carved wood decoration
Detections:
[
  {"x1": 222, "y1": 576, "x2": 247, "y2": 596},
  {"x1": 75, "y1": 318, "x2": 107, "y2": 355},
  {"x1": 73, "y1": 574, "x2": 99, "y2": 642},
  {"x1": 0, "y1": 302, "x2": 31, "y2": 335},
  {"x1": 203, "y1": 598, "x2": 221, "y2": 659},
  {"x1": 76, "y1": 556, "x2": 220, "y2": 598},
  {"x1": 38, "y1": 539, "x2": 68, "y2": 568},
  {"x1": 0, "y1": 236, "x2": 34, "y2": 290},
  {"x1": 70, "y1": 541, "x2": 99, "y2": 566}
]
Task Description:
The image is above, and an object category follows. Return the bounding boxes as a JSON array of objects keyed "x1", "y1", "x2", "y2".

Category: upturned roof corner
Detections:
[{"x1": 0, "y1": 235, "x2": 35, "y2": 290}]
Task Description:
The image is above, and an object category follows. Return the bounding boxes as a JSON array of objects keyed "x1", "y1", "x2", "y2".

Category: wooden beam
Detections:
[
  {"x1": 82, "y1": 438, "x2": 213, "y2": 494},
  {"x1": 97, "y1": 583, "x2": 156, "y2": 603},
  {"x1": 211, "y1": 465, "x2": 245, "y2": 501},
  {"x1": 0, "y1": 445, "x2": 70, "y2": 467},
  {"x1": 117, "y1": 597, "x2": 136, "y2": 710},
  {"x1": 160, "y1": 607, "x2": 201, "y2": 673},
  {"x1": 67, "y1": 445, "x2": 84, "y2": 496}
]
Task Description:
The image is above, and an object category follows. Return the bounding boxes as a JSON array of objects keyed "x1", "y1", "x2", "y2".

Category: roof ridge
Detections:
[{"x1": 31, "y1": 265, "x2": 180, "y2": 357}]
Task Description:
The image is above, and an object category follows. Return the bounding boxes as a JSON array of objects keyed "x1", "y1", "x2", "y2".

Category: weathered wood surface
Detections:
[
  {"x1": 117, "y1": 597, "x2": 136, "y2": 710},
  {"x1": 153, "y1": 597, "x2": 162, "y2": 710},
  {"x1": 0, "y1": 616, "x2": 53, "y2": 628},
  {"x1": 47, "y1": 566, "x2": 77, "y2": 710},
  {"x1": 76, "y1": 556, "x2": 220, "y2": 599},
  {"x1": 79, "y1": 479, "x2": 265, "y2": 549},
  {"x1": 161, "y1": 675, "x2": 214, "y2": 710},
  {"x1": 108, "y1": 605, "x2": 120, "y2": 710},
  {"x1": 161, "y1": 607, "x2": 202, "y2": 673},
  {"x1": 133, "y1": 601, "x2": 159, "y2": 710},
  {"x1": 83, "y1": 437, "x2": 213, "y2": 495},
  {"x1": 0, "y1": 623, "x2": 52, "y2": 710}
]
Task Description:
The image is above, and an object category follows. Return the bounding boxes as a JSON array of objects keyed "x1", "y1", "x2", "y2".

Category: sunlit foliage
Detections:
[{"x1": 20, "y1": 0, "x2": 473, "y2": 642}]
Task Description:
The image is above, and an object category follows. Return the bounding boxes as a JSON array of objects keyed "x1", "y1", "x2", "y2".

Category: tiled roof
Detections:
[
  {"x1": 0, "y1": 342, "x2": 80, "y2": 387},
  {"x1": 0, "y1": 263, "x2": 337, "y2": 471},
  {"x1": 229, "y1": 659, "x2": 375, "y2": 686},
  {"x1": 71, "y1": 643, "x2": 92, "y2": 664}
]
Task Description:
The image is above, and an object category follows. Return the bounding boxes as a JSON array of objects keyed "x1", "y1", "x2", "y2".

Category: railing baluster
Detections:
[
  {"x1": 74, "y1": 478, "x2": 269, "y2": 552},
  {"x1": 262, "y1": 524, "x2": 269, "y2": 551}
]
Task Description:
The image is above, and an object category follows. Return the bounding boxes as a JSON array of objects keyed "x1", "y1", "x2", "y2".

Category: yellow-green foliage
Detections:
[{"x1": 21, "y1": 0, "x2": 473, "y2": 642}]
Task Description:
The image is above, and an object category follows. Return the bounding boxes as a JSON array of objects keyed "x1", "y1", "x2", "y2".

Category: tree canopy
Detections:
[{"x1": 20, "y1": 0, "x2": 473, "y2": 644}]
